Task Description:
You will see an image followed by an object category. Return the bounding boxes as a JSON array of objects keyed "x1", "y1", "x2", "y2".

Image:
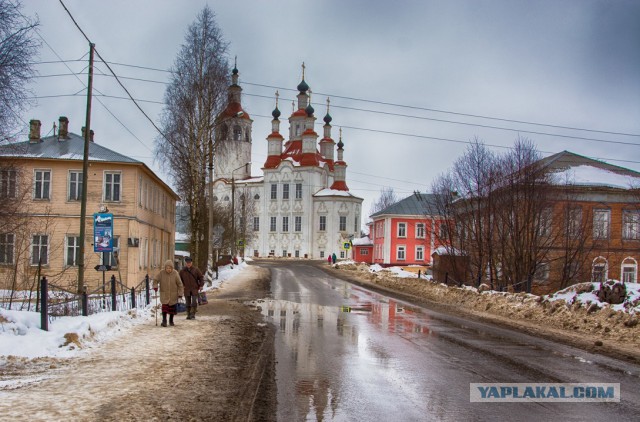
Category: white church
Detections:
[{"x1": 211, "y1": 65, "x2": 363, "y2": 259}]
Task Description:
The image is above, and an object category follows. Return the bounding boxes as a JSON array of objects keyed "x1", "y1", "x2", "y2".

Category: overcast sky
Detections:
[{"x1": 19, "y1": 0, "x2": 640, "y2": 218}]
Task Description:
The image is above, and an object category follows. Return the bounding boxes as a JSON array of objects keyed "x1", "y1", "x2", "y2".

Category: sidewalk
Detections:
[{"x1": 0, "y1": 265, "x2": 275, "y2": 421}]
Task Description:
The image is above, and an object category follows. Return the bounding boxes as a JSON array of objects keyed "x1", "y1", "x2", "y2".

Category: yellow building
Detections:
[{"x1": 0, "y1": 117, "x2": 179, "y2": 291}]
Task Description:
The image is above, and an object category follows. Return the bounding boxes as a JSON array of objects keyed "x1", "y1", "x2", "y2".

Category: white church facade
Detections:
[{"x1": 211, "y1": 66, "x2": 363, "y2": 259}]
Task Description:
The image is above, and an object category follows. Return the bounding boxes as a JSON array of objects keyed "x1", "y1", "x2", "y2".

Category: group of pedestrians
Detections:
[
  {"x1": 153, "y1": 257, "x2": 204, "y2": 327},
  {"x1": 327, "y1": 252, "x2": 337, "y2": 265}
]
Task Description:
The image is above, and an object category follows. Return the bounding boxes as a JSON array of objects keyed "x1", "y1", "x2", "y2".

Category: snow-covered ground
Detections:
[{"x1": 0, "y1": 262, "x2": 249, "y2": 360}]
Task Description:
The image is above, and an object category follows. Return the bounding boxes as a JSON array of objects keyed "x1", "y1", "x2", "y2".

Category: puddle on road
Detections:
[{"x1": 247, "y1": 285, "x2": 437, "y2": 420}]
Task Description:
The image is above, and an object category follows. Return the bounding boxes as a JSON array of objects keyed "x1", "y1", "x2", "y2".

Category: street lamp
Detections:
[{"x1": 231, "y1": 162, "x2": 250, "y2": 259}]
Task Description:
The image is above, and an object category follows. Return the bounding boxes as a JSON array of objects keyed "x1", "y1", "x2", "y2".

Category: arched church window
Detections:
[
  {"x1": 254, "y1": 194, "x2": 260, "y2": 200},
  {"x1": 224, "y1": 195, "x2": 230, "y2": 201},
  {"x1": 233, "y1": 125, "x2": 242, "y2": 141}
]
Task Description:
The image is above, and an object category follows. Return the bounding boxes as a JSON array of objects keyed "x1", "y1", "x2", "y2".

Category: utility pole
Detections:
[{"x1": 78, "y1": 42, "x2": 94, "y2": 295}]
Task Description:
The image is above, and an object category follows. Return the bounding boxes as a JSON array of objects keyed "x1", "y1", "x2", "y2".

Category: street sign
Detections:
[
  {"x1": 237, "y1": 239, "x2": 245, "y2": 247},
  {"x1": 93, "y1": 213, "x2": 114, "y2": 253},
  {"x1": 94, "y1": 265, "x2": 112, "y2": 271},
  {"x1": 342, "y1": 242, "x2": 351, "y2": 250}
]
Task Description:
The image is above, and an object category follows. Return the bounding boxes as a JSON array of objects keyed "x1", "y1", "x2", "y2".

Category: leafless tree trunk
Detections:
[{"x1": 154, "y1": 6, "x2": 229, "y2": 273}]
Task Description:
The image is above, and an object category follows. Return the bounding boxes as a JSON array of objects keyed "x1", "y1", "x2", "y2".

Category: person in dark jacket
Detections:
[{"x1": 179, "y1": 257, "x2": 204, "y2": 320}]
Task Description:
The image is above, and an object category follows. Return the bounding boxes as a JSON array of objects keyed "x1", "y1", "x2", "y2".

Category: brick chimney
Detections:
[
  {"x1": 58, "y1": 116, "x2": 69, "y2": 139},
  {"x1": 81, "y1": 127, "x2": 96, "y2": 142},
  {"x1": 29, "y1": 119, "x2": 41, "y2": 143}
]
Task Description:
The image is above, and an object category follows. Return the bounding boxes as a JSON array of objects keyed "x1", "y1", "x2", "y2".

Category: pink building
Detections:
[{"x1": 368, "y1": 192, "x2": 445, "y2": 267}]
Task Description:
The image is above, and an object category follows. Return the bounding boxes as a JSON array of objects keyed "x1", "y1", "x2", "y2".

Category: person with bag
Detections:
[
  {"x1": 153, "y1": 260, "x2": 184, "y2": 327},
  {"x1": 179, "y1": 256, "x2": 204, "y2": 320}
]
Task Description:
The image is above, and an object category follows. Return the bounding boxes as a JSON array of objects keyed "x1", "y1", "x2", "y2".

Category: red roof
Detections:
[
  {"x1": 330, "y1": 180, "x2": 349, "y2": 191},
  {"x1": 220, "y1": 102, "x2": 251, "y2": 120}
]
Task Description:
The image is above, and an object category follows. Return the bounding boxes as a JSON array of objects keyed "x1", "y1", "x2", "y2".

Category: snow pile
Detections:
[
  {"x1": 335, "y1": 263, "x2": 640, "y2": 353},
  {"x1": 544, "y1": 281, "x2": 640, "y2": 313},
  {"x1": 0, "y1": 307, "x2": 151, "y2": 359},
  {"x1": 0, "y1": 261, "x2": 249, "y2": 360}
]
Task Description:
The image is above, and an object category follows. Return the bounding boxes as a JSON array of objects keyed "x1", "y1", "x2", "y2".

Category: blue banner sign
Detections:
[{"x1": 94, "y1": 213, "x2": 114, "y2": 253}]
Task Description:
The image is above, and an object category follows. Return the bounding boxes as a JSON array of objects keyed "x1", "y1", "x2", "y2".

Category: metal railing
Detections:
[{"x1": 38, "y1": 274, "x2": 152, "y2": 331}]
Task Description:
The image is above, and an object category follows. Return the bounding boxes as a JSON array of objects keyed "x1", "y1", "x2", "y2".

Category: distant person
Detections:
[
  {"x1": 328, "y1": 255, "x2": 332, "y2": 265},
  {"x1": 332, "y1": 252, "x2": 337, "y2": 264},
  {"x1": 154, "y1": 260, "x2": 184, "y2": 327},
  {"x1": 179, "y1": 257, "x2": 204, "y2": 320}
]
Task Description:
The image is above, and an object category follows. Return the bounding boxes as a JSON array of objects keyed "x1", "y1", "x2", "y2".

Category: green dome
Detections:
[
  {"x1": 272, "y1": 107, "x2": 281, "y2": 119},
  {"x1": 297, "y1": 79, "x2": 309, "y2": 92}
]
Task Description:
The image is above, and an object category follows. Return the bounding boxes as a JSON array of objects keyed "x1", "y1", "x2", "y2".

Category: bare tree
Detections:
[
  {"x1": 370, "y1": 187, "x2": 398, "y2": 215},
  {"x1": 431, "y1": 139, "x2": 499, "y2": 287},
  {"x1": 0, "y1": 0, "x2": 39, "y2": 142},
  {"x1": 154, "y1": 6, "x2": 229, "y2": 272}
]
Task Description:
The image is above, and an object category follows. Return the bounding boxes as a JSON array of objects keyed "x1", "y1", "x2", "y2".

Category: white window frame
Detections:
[
  {"x1": 294, "y1": 216, "x2": 302, "y2": 232},
  {"x1": 65, "y1": 235, "x2": 81, "y2": 267},
  {"x1": 621, "y1": 257, "x2": 637, "y2": 284},
  {"x1": 104, "y1": 171, "x2": 122, "y2": 202},
  {"x1": 397, "y1": 245, "x2": 406, "y2": 261},
  {"x1": 592, "y1": 257, "x2": 608, "y2": 283},
  {"x1": 339, "y1": 216, "x2": 347, "y2": 232},
  {"x1": 593, "y1": 209, "x2": 610, "y2": 240},
  {"x1": 319, "y1": 215, "x2": 327, "y2": 231},
  {"x1": 0, "y1": 233, "x2": 15, "y2": 264},
  {"x1": 270, "y1": 184, "x2": 277, "y2": 200},
  {"x1": 397, "y1": 222, "x2": 407, "y2": 238},
  {"x1": 295, "y1": 183, "x2": 303, "y2": 199},
  {"x1": 34, "y1": 169, "x2": 51, "y2": 200},
  {"x1": 253, "y1": 216, "x2": 260, "y2": 231},
  {"x1": 31, "y1": 234, "x2": 49, "y2": 266},
  {"x1": 0, "y1": 169, "x2": 17, "y2": 199},
  {"x1": 282, "y1": 184, "x2": 290, "y2": 200},
  {"x1": 416, "y1": 223, "x2": 425, "y2": 239},
  {"x1": 622, "y1": 210, "x2": 640, "y2": 240},
  {"x1": 415, "y1": 245, "x2": 424, "y2": 261},
  {"x1": 270, "y1": 217, "x2": 277, "y2": 232},
  {"x1": 68, "y1": 170, "x2": 83, "y2": 201},
  {"x1": 282, "y1": 216, "x2": 289, "y2": 232}
]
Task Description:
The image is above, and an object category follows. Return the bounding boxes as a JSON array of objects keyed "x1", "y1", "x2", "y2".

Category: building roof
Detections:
[
  {"x1": 0, "y1": 131, "x2": 180, "y2": 199},
  {"x1": 370, "y1": 192, "x2": 440, "y2": 218},
  {"x1": 539, "y1": 150, "x2": 640, "y2": 177},
  {"x1": 539, "y1": 151, "x2": 640, "y2": 189},
  {"x1": 352, "y1": 236, "x2": 373, "y2": 246},
  {"x1": 0, "y1": 132, "x2": 141, "y2": 163}
]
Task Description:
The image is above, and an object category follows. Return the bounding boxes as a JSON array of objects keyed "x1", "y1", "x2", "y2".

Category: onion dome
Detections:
[
  {"x1": 324, "y1": 112, "x2": 332, "y2": 124},
  {"x1": 337, "y1": 139, "x2": 344, "y2": 149},
  {"x1": 272, "y1": 106, "x2": 281, "y2": 119},
  {"x1": 232, "y1": 66, "x2": 238, "y2": 75},
  {"x1": 297, "y1": 79, "x2": 309, "y2": 93},
  {"x1": 305, "y1": 102, "x2": 315, "y2": 116}
]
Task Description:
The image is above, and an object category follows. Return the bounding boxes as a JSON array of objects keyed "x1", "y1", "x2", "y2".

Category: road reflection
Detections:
[{"x1": 257, "y1": 281, "x2": 435, "y2": 420}]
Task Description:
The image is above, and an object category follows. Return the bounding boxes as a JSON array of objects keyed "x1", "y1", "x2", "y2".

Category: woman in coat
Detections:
[{"x1": 154, "y1": 260, "x2": 184, "y2": 327}]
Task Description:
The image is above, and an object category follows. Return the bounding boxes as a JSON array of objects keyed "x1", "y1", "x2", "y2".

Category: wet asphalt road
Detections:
[{"x1": 253, "y1": 260, "x2": 640, "y2": 422}]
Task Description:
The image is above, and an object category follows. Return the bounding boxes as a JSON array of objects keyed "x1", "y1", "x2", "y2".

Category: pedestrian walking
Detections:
[
  {"x1": 327, "y1": 255, "x2": 332, "y2": 265},
  {"x1": 332, "y1": 252, "x2": 337, "y2": 264},
  {"x1": 153, "y1": 260, "x2": 184, "y2": 327},
  {"x1": 179, "y1": 256, "x2": 204, "y2": 320}
]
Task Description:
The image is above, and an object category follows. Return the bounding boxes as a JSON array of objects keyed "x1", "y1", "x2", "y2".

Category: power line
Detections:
[{"x1": 241, "y1": 81, "x2": 640, "y2": 138}]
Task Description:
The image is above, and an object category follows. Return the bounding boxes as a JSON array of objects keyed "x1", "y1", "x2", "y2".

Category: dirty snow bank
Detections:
[
  {"x1": 0, "y1": 261, "x2": 249, "y2": 360},
  {"x1": 333, "y1": 261, "x2": 640, "y2": 354}
]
